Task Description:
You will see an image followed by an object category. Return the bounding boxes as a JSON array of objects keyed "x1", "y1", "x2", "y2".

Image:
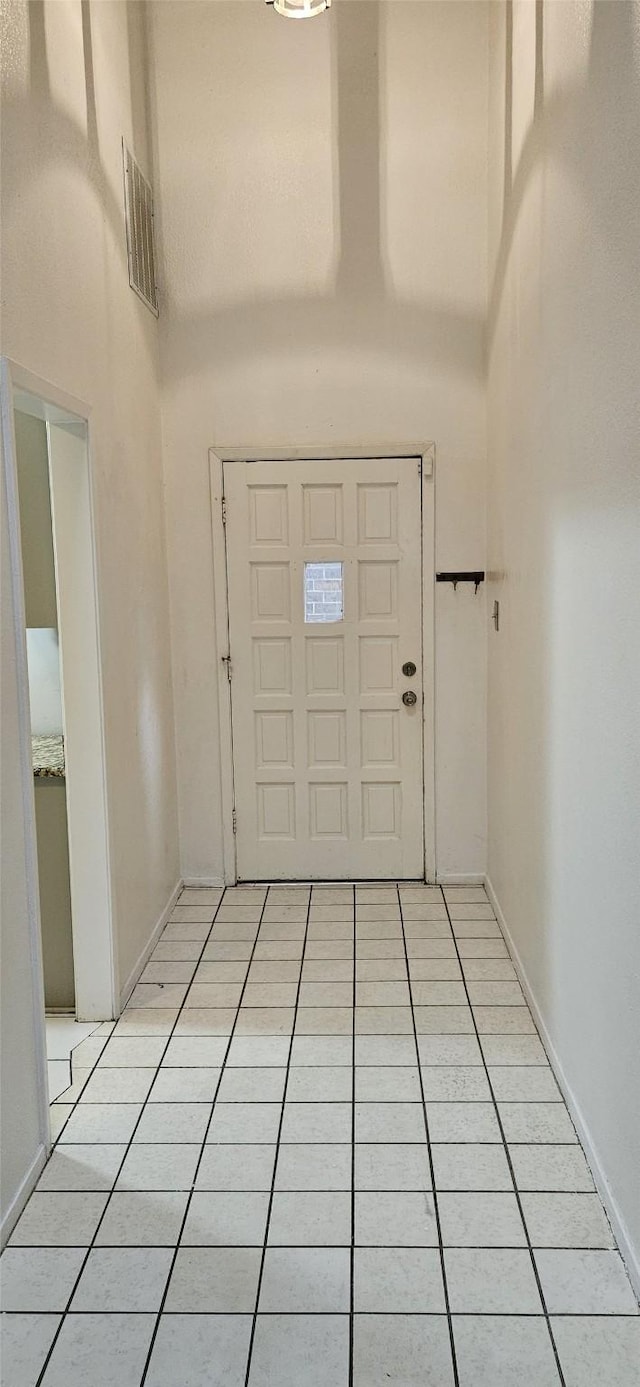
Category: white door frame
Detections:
[
  {"x1": 1, "y1": 358, "x2": 117, "y2": 1027},
  {"x1": 209, "y1": 443, "x2": 436, "y2": 883}
]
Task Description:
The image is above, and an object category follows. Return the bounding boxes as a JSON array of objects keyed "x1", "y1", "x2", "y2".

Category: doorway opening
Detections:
[{"x1": 2, "y1": 367, "x2": 115, "y2": 1115}]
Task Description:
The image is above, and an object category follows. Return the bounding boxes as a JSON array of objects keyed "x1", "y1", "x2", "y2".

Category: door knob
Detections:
[
  {"x1": 402, "y1": 661, "x2": 417, "y2": 677},
  {"x1": 402, "y1": 689, "x2": 417, "y2": 707}
]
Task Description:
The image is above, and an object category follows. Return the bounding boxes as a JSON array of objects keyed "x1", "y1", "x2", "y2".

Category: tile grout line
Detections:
[
  {"x1": 17, "y1": 1188, "x2": 601, "y2": 1201},
  {"x1": 8, "y1": 1248, "x2": 619, "y2": 1259},
  {"x1": 13, "y1": 885, "x2": 632, "y2": 1381},
  {"x1": 14, "y1": 893, "x2": 627, "y2": 1381},
  {"x1": 6, "y1": 1307, "x2": 637, "y2": 1319},
  {"x1": 32, "y1": 888, "x2": 230, "y2": 1386},
  {"x1": 396, "y1": 883, "x2": 460, "y2": 1387},
  {"x1": 48, "y1": 925, "x2": 224, "y2": 1142},
  {"x1": 240, "y1": 882, "x2": 314, "y2": 1387},
  {"x1": 137, "y1": 885, "x2": 274, "y2": 1386},
  {"x1": 349, "y1": 881, "x2": 356, "y2": 1387},
  {"x1": 441, "y1": 891, "x2": 568, "y2": 1387}
]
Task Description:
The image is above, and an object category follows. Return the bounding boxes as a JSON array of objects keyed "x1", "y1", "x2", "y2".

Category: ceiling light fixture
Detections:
[{"x1": 267, "y1": 0, "x2": 331, "y2": 19}]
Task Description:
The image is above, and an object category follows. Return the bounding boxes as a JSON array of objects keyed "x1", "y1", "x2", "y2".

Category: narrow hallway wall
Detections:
[
  {"x1": 1, "y1": 0, "x2": 180, "y2": 1232},
  {"x1": 150, "y1": 0, "x2": 489, "y2": 883},
  {"x1": 487, "y1": 0, "x2": 640, "y2": 1283},
  {"x1": 1, "y1": 444, "x2": 48, "y2": 1241},
  {"x1": 1, "y1": 0, "x2": 180, "y2": 996}
]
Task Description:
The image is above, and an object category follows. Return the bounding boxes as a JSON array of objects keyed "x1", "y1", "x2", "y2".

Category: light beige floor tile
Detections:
[
  {"x1": 445, "y1": 1247, "x2": 542, "y2": 1312},
  {"x1": 498, "y1": 1102, "x2": 577, "y2": 1144},
  {"x1": 165, "y1": 1246, "x2": 261, "y2": 1312},
  {"x1": 181, "y1": 1191, "x2": 270, "y2": 1246},
  {"x1": 145, "y1": 1313, "x2": 252, "y2": 1387},
  {"x1": 438, "y1": 1192, "x2": 526, "y2": 1247},
  {"x1": 426, "y1": 1102, "x2": 502, "y2": 1143},
  {"x1": 355, "y1": 1190, "x2": 438, "y2": 1246},
  {"x1": 115, "y1": 1144, "x2": 200, "y2": 1191},
  {"x1": 274, "y1": 1144, "x2": 352, "y2": 1191},
  {"x1": 70, "y1": 1247, "x2": 173, "y2": 1312},
  {"x1": 249, "y1": 1314, "x2": 349, "y2": 1387},
  {"x1": 522, "y1": 1192, "x2": 615, "y2": 1248},
  {"x1": 0, "y1": 1247, "x2": 86, "y2": 1311},
  {"x1": 268, "y1": 1191, "x2": 351, "y2": 1245},
  {"x1": 37, "y1": 1312, "x2": 155, "y2": 1386},
  {"x1": 9, "y1": 1192, "x2": 108, "y2": 1247},
  {"x1": 432, "y1": 1143, "x2": 514, "y2": 1191},
  {"x1": 35, "y1": 1145, "x2": 125, "y2": 1192},
  {"x1": 509, "y1": 1143, "x2": 595, "y2": 1192},
  {"x1": 95, "y1": 1191, "x2": 189, "y2": 1245},
  {"x1": 354, "y1": 1143, "x2": 432, "y2": 1192},
  {"x1": 551, "y1": 1316, "x2": 640, "y2": 1386},
  {"x1": 536, "y1": 1249, "x2": 639, "y2": 1314},
  {"x1": 354, "y1": 1314, "x2": 454, "y2": 1387},
  {"x1": 196, "y1": 1144, "x2": 276, "y2": 1191},
  {"x1": 259, "y1": 1246, "x2": 350, "y2": 1312},
  {"x1": 354, "y1": 1066, "x2": 421, "y2": 1102},
  {"x1": 354, "y1": 1247, "x2": 445, "y2": 1312},
  {"x1": 452, "y1": 1315, "x2": 559, "y2": 1386}
]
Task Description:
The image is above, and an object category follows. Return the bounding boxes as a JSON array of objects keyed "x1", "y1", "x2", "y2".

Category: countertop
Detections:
[{"x1": 32, "y1": 735, "x2": 65, "y2": 778}]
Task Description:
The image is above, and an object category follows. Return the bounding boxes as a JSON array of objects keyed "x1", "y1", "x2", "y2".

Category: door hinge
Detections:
[
  {"x1": 221, "y1": 495, "x2": 227, "y2": 525},
  {"x1": 221, "y1": 653, "x2": 232, "y2": 681},
  {"x1": 232, "y1": 809, "x2": 237, "y2": 835}
]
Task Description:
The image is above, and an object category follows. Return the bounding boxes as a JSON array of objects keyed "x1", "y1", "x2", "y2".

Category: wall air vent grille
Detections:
[{"x1": 122, "y1": 141, "x2": 159, "y2": 316}]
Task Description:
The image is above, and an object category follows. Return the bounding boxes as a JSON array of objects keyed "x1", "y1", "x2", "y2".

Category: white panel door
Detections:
[{"x1": 224, "y1": 457, "x2": 424, "y2": 879}]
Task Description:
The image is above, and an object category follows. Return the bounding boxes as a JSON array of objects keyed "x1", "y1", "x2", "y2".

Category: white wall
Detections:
[
  {"x1": 14, "y1": 412, "x2": 58, "y2": 630},
  {"x1": 487, "y1": 0, "x2": 640, "y2": 1281},
  {"x1": 1, "y1": 0, "x2": 179, "y2": 1010},
  {"x1": 150, "y1": 0, "x2": 488, "y2": 883},
  {"x1": 1, "y1": 437, "x2": 48, "y2": 1242},
  {"x1": 25, "y1": 629, "x2": 64, "y2": 736}
]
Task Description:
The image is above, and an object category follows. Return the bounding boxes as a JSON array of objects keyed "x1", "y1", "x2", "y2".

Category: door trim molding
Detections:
[
  {"x1": 209, "y1": 442, "x2": 436, "y2": 884},
  {"x1": 214, "y1": 442, "x2": 434, "y2": 476},
  {"x1": 420, "y1": 446, "x2": 436, "y2": 881},
  {"x1": 1, "y1": 359, "x2": 117, "y2": 1022},
  {"x1": 209, "y1": 451, "x2": 238, "y2": 884}
]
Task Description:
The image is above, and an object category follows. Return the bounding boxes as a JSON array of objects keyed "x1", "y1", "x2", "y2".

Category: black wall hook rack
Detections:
[{"x1": 436, "y1": 571, "x2": 485, "y2": 592}]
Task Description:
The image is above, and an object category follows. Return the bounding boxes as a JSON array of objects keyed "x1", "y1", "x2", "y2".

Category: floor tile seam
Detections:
[
  {"x1": 240, "y1": 883, "x2": 317, "y2": 1387},
  {"x1": 8, "y1": 1241, "x2": 621, "y2": 1253},
  {"x1": 5, "y1": 1308, "x2": 637, "y2": 1319},
  {"x1": 395, "y1": 884, "x2": 460, "y2": 1387},
  {"x1": 349, "y1": 881, "x2": 356, "y2": 1387},
  {"x1": 53, "y1": 1068, "x2": 564, "y2": 1097},
  {"x1": 134, "y1": 885, "x2": 275, "y2": 1387},
  {"x1": 441, "y1": 891, "x2": 567, "y2": 1387},
  {"x1": 32, "y1": 888, "x2": 232, "y2": 1385},
  {"x1": 26, "y1": 1183, "x2": 601, "y2": 1196},
  {"x1": 86, "y1": 1024, "x2": 543, "y2": 1036},
  {"x1": 29, "y1": 1137, "x2": 592, "y2": 1150}
]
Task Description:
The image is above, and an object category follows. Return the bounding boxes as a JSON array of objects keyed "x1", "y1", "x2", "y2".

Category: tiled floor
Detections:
[
  {"x1": 45, "y1": 1017, "x2": 103, "y2": 1102},
  {"x1": 2, "y1": 882, "x2": 638, "y2": 1385}
]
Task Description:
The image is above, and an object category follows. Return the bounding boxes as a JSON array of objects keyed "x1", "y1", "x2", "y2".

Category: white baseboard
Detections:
[
  {"x1": 485, "y1": 874, "x2": 640, "y2": 1300},
  {"x1": 1, "y1": 1142, "x2": 47, "y2": 1249},
  {"x1": 118, "y1": 878, "x2": 182, "y2": 1013},
  {"x1": 181, "y1": 876, "x2": 226, "y2": 888},
  {"x1": 437, "y1": 872, "x2": 486, "y2": 886}
]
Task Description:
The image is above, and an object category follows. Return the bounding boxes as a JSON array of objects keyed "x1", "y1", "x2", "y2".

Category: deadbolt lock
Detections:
[
  {"x1": 402, "y1": 661, "x2": 417, "y2": 677},
  {"x1": 402, "y1": 689, "x2": 418, "y2": 707}
]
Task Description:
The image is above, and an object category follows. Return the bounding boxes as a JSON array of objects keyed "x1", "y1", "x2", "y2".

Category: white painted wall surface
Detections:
[
  {"x1": 1, "y1": 437, "x2": 48, "y2": 1243},
  {"x1": 25, "y1": 629, "x2": 63, "y2": 736},
  {"x1": 1, "y1": 1, "x2": 179, "y2": 1004},
  {"x1": 150, "y1": 0, "x2": 488, "y2": 882},
  {"x1": 487, "y1": 0, "x2": 640, "y2": 1280}
]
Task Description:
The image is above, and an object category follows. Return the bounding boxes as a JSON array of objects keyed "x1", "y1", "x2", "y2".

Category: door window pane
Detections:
[{"x1": 304, "y1": 562, "x2": 344, "y2": 623}]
